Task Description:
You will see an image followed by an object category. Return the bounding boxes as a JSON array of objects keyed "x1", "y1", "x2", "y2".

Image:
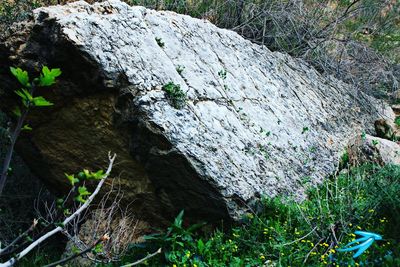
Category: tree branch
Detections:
[
  {"x1": 120, "y1": 248, "x2": 162, "y2": 267},
  {"x1": 0, "y1": 108, "x2": 29, "y2": 195},
  {"x1": 0, "y1": 153, "x2": 116, "y2": 267},
  {"x1": 0, "y1": 219, "x2": 37, "y2": 256},
  {"x1": 43, "y1": 234, "x2": 108, "y2": 267}
]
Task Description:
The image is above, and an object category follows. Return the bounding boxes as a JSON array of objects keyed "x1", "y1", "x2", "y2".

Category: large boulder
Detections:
[
  {"x1": 0, "y1": 0, "x2": 394, "y2": 222},
  {"x1": 348, "y1": 134, "x2": 400, "y2": 166}
]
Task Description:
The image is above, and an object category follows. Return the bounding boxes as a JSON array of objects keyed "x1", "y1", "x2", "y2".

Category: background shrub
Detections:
[{"x1": 2, "y1": 0, "x2": 398, "y2": 98}]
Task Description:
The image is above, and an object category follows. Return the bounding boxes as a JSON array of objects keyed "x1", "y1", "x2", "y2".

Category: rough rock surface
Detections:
[
  {"x1": 392, "y1": 104, "x2": 400, "y2": 115},
  {"x1": 0, "y1": 0, "x2": 394, "y2": 221},
  {"x1": 374, "y1": 118, "x2": 400, "y2": 141},
  {"x1": 348, "y1": 135, "x2": 400, "y2": 166}
]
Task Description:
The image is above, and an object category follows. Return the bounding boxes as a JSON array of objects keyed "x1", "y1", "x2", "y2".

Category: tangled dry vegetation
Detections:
[{"x1": 1, "y1": 0, "x2": 399, "y2": 98}]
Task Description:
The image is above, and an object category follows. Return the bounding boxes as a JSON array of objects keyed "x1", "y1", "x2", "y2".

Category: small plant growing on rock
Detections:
[
  {"x1": 217, "y1": 69, "x2": 230, "y2": 91},
  {"x1": 176, "y1": 65, "x2": 185, "y2": 75},
  {"x1": 155, "y1": 37, "x2": 165, "y2": 48},
  {"x1": 162, "y1": 82, "x2": 187, "y2": 109},
  {"x1": 339, "y1": 150, "x2": 349, "y2": 169},
  {"x1": 395, "y1": 116, "x2": 400, "y2": 127},
  {"x1": 218, "y1": 69, "x2": 227, "y2": 80}
]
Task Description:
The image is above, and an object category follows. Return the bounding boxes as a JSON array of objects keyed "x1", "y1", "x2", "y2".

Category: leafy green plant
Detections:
[
  {"x1": 0, "y1": 153, "x2": 116, "y2": 266},
  {"x1": 339, "y1": 150, "x2": 349, "y2": 169},
  {"x1": 0, "y1": 66, "x2": 61, "y2": 196},
  {"x1": 302, "y1": 126, "x2": 309, "y2": 134},
  {"x1": 0, "y1": 66, "x2": 119, "y2": 267},
  {"x1": 124, "y1": 164, "x2": 400, "y2": 266},
  {"x1": 395, "y1": 116, "x2": 400, "y2": 127},
  {"x1": 63, "y1": 169, "x2": 105, "y2": 204},
  {"x1": 372, "y1": 139, "x2": 379, "y2": 146},
  {"x1": 135, "y1": 210, "x2": 205, "y2": 265},
  {"x1": 162, "y1": 82, "x2": 187, "y2": 109},
  {"x1": 75, "y1": 186, "x2": 91, "y2": 203},
  {"x1": 176, "y1": 65, "x2": 185, "y2": 75},
  {"x1": 361, "y1": 131, "x2": 367, "y2": 140},
  {"x1": 218, "y1": 69, "x2": 227, "y2": 80}
]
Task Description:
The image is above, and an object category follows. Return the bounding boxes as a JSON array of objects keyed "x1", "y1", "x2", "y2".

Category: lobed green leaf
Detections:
[
  {"x1": 10, "y1": 67, "x2": 30, "y2": 87},
  {"x1": 33, "y1": 96, "x2": 53, "y2": 107},
  {"x1": 39, "y1": 66, "x2": 62, "y2": 87}
]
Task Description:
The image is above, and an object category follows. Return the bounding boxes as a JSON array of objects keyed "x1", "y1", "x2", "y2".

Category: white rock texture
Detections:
[
  {"x1": 349, "y1": 135, "x2": 400, "y2": 166},
  {"x1": 0, "y1": 0, "x2": 394, "y2": 221}
]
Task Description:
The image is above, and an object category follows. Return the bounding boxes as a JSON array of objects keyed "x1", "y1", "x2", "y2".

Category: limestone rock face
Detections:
[{"x1": 0, "y1": 0, "x2": 394, "y2": 221}]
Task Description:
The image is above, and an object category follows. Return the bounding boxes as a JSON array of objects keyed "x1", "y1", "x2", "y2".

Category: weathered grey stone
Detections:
[
  {"x1": 348, "y1": 135, "x2": 400, "y2": 166},
  {"x1": 374, "y1": 119, "x2": 400, "y2": 141},
  {"x1": 392, "y1": 104, "x2": 400, "y2": 115},
  {"x1": 0, "y1": 0, "x2": 394, "y2": 221},
  {"x1": 391, "y1": 90, "x2": 400, "y2": 102}
]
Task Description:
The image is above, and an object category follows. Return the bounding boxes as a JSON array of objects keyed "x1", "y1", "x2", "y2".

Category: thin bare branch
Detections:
[
  {"x1": 43, "y1": 234, "x2": 109, "y2": 267},
  {"x1": 120, "y1": 248, "x2": 162, "y2": 267},
  {"x1": 0, "y1": 219, "x2": 37, "y2": 256},
  {"x1": 0, "y1": 153, "x2": 116, "y2": 267}
]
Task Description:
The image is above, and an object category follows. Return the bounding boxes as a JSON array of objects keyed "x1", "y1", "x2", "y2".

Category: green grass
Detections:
[
  {"x1": 9, "y1": 164, "x2": 400, "y2": 267},
  {"x1": 118, "y1": 164, "x2": 400, "y2": 267}
]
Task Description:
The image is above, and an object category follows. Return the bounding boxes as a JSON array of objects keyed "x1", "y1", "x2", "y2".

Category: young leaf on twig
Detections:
[
  {"x1": 10, "y1": 67, "x2": 30, "y2": 87},
  {"x1": 39, "y1": 66, "x2": 62, "y2": 87}
]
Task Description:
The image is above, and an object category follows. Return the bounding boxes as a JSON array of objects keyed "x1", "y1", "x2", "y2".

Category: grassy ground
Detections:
[
  {"x1": 7, "y1": 162, "x2": 400, "y2": 266},
  {"x1": 117, "y1": 164, "x2": 400, "y2": 267}
]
